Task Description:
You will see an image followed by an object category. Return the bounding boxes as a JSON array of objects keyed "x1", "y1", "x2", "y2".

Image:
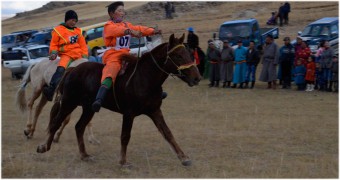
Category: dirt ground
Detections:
[{"x1": 1, "y1": 1, "x2": 339, "y2": 178}]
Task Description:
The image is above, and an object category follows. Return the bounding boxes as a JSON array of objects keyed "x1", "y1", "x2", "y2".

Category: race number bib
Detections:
[
  {"x1": 69, "y1": 35, "x2": 78, "y2": 44},
  {"x1": 115, "y1": 35, "x2": 131, "y2": 50}
]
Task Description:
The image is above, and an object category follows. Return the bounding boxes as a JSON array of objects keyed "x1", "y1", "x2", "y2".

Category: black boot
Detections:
[
  {"x1": 226, "y1": 81, "x2": 231, "y2": 88},
  {"x1": 244, "y1": 82, "x2": 249, "y2": 88},
  {"x1": 208, "y1": 81, "x2": 214, "y2": 87},
  {"x1": 251, "y1": 81, "x2": 255, "y2": 89},
  {"x1": 162, "y1": 91, "x2": 168, "y2": 99},
  {"x1": 222, "y1": 82, "x2": 226, "y2": 88},
  {"x1": 238, "y1": 83, "x2": 244, "y2": 89},
  {"x1": 92, "y1": 85, "x2": 109, "y2": 112},
  {"x1": 231, "y1": 83, "x2": 237, "y2": 88},
  {"x1": 43, "y1": 66, "x2": 65, "y2": 101},
  {"x1": 215, "y1": 81, "x2": 219, "y2": 87},
  {"x1": 328, "y1": 81, "x2": 333, "y2": 92}
]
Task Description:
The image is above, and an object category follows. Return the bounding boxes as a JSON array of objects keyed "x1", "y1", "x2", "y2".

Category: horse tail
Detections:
[
  {"x1": 47, "y1": 67, "x2": 75, "y2": 133},
  {"x1": 15, "y1": 63, "x2": 36, "y2": 112}
]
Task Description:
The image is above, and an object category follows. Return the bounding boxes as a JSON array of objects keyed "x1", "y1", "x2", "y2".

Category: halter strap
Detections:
[{"x1": 167, "y1": 44, "x2": 185, "y2": 55}]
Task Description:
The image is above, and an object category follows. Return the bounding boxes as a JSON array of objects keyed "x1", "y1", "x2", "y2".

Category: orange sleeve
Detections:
[
  {"x1": 127, "y1": 22, "x2": 155, "y2": 36},
  {"x1": 49, "y1": 30, "x2": 60, "y2": 55},
  {"x1": 78, "y1": 28, "x2": 88, "y2": 58},
  {"x1": 103, "y1": 22, "x2": 128, "y2": 47}
]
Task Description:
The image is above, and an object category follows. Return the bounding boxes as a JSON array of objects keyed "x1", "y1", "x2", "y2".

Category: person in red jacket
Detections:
[
  {"x1": 305, "y1": 56, "x2": 316, "y2": 91},
  {"x1": 92, "y1": 1, "x2": 162, "y2": 112},
  {"x1": 43, "y1": 10, "x2": 88, "y2": 101}
]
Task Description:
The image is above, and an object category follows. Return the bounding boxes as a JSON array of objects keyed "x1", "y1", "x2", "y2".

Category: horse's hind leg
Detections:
[
  {"x1": 53, "y1": 114, "x2": 71, "y2": 143},
  {"x1": 119, "y1": 114, "x2": 136, "y2": 167},
  {"x1": 25, "y1": 88, "x2": 44, "y2": 139},
  {"x1": 146, "y1": 109, "x2": 191, "y2": 166},
  {"x1": 75, "y1": 105, "x2": 95, "y2": 160},
  {"x1": 37, "y1": 101, "x2": 77, "y2": 153},
  {"x1": 29, "y1": 94, "x2": 48, "y2": 138}
]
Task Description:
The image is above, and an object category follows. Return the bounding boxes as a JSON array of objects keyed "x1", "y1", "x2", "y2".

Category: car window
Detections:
[
  {"x1": 331, "y1": 24, "x2": 338, "y2": 34},
  {"x1": 2, "y1": 35, "x2": 15, "y2": 44},
  {"x1": 28, "y1": 47, "x2": 49, "y2": 59},
  {"x1": 2, "y1": 50, "x2": 26, "y2": 60},
  {"x1": 86, "y1": 27, "x2": 104, "y2": 41}
]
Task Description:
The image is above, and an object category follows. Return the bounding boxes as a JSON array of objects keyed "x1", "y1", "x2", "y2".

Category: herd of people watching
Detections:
[{"x1": 203, "y1": 35, "x2": 338, "y2": 93}]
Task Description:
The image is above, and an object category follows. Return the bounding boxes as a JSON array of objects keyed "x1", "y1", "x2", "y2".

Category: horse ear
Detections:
[
  {"x1": 169, "y1": 34, "x2": 175, "y2": 46},
  {"x1": 179, "y1": 33, "x2": 185, "y2": 44}
]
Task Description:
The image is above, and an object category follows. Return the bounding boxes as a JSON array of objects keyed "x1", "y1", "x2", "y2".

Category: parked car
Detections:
[
  {"x1": 1, "y1": 30, "x2": 38, "y2": 52},
  {"x1": 294, "y1": 17, "x2": 338, "y2": 55},
  {"x1": 215, "y1": 18, "x2": 279, "y2": 49},
  {"x1": 24, "y1": 29, "x2": 52, "y2": 46},
  {"x1": 2, "y1": 45, "x2": 49, "y2": 79}
]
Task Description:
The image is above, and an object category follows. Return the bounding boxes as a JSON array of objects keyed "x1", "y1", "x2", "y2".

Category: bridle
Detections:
[{"x1": 150, "y1": 43, "x2": 196, "y2": 77}]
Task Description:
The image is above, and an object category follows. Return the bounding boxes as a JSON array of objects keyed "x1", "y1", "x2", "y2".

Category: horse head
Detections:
[{"x1": 165, "y1": 34, "x2": 201, "y2": 86}]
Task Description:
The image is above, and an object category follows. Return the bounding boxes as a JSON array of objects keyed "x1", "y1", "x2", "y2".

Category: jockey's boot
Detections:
[
  {"x1": 92, "y1": 85, "x2": 109, "y2": 112},
  {"x1": 43, "y1": 66, "x2": 65, "y2": 101},
  {"x1": 251, "y1": 81, "x2": 255, "y2": 89},
  {"x1": 162, "y1": 91, "x2": 168, "y2": 99}
]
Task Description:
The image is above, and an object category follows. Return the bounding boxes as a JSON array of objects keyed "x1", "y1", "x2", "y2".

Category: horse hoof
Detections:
[
  {"x1": 181, "y1": 159, "x2": 192, "y2": 166},
  {"x1": 81, "y1": 155, "x2": 94, "y2": 161},
  {"x1": 24, "y1": 130, "x2": 31, "y2": 137},
  {"x1": 37, "y1": 145, "x2": 48, "y2": 153}
]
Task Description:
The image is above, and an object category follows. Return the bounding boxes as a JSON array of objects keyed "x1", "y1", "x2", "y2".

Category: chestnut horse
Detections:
[
  {"x1": 15, "y1": 58, "x2": 100, "y2": 144},
  {"x1": 36, "y1": 34, "x2": 201, "y2": 167}
]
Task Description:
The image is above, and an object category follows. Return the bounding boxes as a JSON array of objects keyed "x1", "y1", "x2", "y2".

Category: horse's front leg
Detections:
[
  {"x1": 147, "y1": 108, "x2": 192, "y2": 166},
  {"x1": 119, "y1": 114, "x2": 135, "y2": 167}
]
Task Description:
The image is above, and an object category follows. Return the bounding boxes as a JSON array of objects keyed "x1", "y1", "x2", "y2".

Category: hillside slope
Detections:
[{"x1": 2, "y1": 1, "x2": 338, "y2": 50}]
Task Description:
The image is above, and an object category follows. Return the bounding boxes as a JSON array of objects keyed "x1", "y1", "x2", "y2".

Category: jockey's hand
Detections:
[
  {"x1": 154, "y1": 29, "x2": 162, "y2": 35},
  {"x1": 131, "y1": 30, "x2": 142, "y2": 38},
  {"x1": 49, "y1": 54, "x2": 57, "y2": 60}
]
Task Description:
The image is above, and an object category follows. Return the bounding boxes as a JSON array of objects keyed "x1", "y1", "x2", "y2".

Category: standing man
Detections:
[
  {"x1": 43, "y1": 10, "x2": 88, "y2": 101},
  {"x1": 207, "y1": 41, "x2": 221, "y2": 87},
  {"x1": 283, "y1": 2, "x2": 291, "y2": 24},
  {"x1": 232, "y1": 39, "x2": 248, "y2": 88},
  {"x1": 259, "y1": 34, "x2": 280, "y2": 89},
  {"x1": 220, "y1": 40, "x2": 234, "y2": 88},
  {"x1": 279, "y1": 37, "x2": 295, "y2": 89},
  {"x1": 245, "y1": 41, "x2": 260, "y2": 89},
  {"x1": 164, "y1": 2, "x2": 173, "y2": 19}
]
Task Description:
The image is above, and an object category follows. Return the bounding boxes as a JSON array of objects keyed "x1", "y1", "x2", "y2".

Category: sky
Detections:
[{"x1": 1, "y1": 1, "x2": 50, "y2": 18}]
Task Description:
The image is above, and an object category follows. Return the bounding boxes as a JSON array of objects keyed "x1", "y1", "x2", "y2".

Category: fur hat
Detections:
[
  {"x1": 107, "y1": 1, "x2": 124, "y2": 14},
  {"x1": 65, "y1": 10, "x2": 78, "y2": 22}
]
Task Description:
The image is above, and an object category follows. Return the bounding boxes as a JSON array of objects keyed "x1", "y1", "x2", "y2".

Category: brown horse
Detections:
[
  {"x1": 36, "y1": 34, "x2": 201, "y2": 167},
  {"x1": 15, "y1": 58, "x2": 100, "y2": 144}
]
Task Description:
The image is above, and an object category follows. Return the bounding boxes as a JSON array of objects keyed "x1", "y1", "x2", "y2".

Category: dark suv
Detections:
[{"x1": 24, "y1": 29, "x2": 52, "y2": 46}]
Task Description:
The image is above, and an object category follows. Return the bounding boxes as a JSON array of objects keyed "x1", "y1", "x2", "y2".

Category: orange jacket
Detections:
[
  {"x1": 49, "y1": 24, "x2": 88, "y2": 59},
  {"x1": 102, "y1": 21, "x2": 155, "y2": 63}
]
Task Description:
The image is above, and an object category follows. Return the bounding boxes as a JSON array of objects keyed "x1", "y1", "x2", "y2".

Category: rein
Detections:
[{"x1": 150, "y1": 43, "x2": 196, "y2": 77}]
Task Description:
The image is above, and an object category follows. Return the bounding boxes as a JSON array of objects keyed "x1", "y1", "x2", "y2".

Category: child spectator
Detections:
[
  {"x1": 314, "y1": 62, "x2": 323, "y2": 90},
  {"x1": 330, "y1": 55, "x2": 338, "y2": 92},
  {"x1": 294, "y1": 59, "x2": 306, "y2": 90},
  {"x1": 266, "y1": 12, "x2": 277, "y2": 25},
  {"x1": 207, "y1": 41, "x2": 221, "y2": 87},
  {"x1": 305, "y1": 56, "x2": 316, "y2": 91}
]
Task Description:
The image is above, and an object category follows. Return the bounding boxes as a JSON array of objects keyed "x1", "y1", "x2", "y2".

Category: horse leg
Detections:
[
  {"x1": 24, "y1": 88, "x2": 43, "y2": 139},
  {"x1": 119, "y1": 114, "x2": 135, "y2": 167},
  {"x1": 75, "y1": 105, "x2": 95, "y2": 160},
  {"x1": 53, "y1": 114, "x2": 71, "y2": 143},
  {"x1": 146, "y1": 109, "x2": 192, "y2": 166},
  {"x1": 37, "y1": 101, "x2": 77, "y2": 153},
  {"x1": 29, "y1": 94, "x2": 48, "y2": 138},
  {"x1": 86, "y1": 122, "x2": 100, "y2": 145}
]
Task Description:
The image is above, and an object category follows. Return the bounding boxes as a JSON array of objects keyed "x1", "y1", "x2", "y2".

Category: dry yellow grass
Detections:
[{"x1": 1, "y1": 1, "x2": 339, "y2": 178}]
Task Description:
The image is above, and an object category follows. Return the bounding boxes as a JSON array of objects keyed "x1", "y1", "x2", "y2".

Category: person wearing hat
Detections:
[
  {"x1": 232, "y1": 39, "x2": 248, "y2": 88},
  {"x1": 92, "y1": 1, "x2": 162, "y2": 112},
  {"x1": 207, "y1": 41, "x2": 221, "y2": 87},
  {"x1": 279, "y1": 36, "x2": 295, "y2": 89},
  {"x1": 186, "y1": 27, "x2": 199, "y2": 50},
  {"x1": 259, "y1": 34, "x2": 280, "y2": 89},
  {"x1": 220, "y1": 39, "x2": 234, "y2": 88},
  {"x1": 43, "y1": 10, "x2": 88, "y2": 101}
]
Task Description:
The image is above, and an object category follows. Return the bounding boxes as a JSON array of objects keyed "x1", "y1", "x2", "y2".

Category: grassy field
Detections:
[{"x1": 1, "y1": 65, "x2": 338, "y2": 178}]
